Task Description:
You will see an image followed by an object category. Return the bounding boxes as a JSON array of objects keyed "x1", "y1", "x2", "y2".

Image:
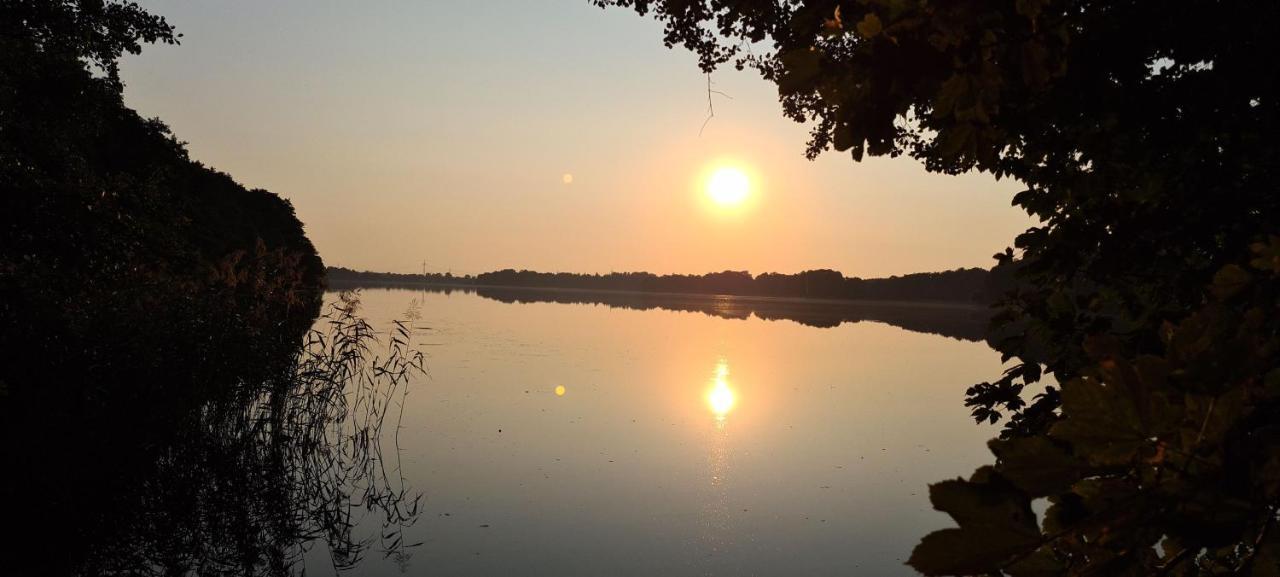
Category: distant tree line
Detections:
[
  {"x1": 326, "y1": 266, "x2": 1000, "y2": 303},
  {"x1": 326, "y1": 267, "x2": 475, "y2": 286}
]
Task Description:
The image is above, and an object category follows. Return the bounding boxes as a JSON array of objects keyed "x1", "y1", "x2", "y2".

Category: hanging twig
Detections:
[{"x1": 700, "y1": 74, "x2": 733, "y2": 136}]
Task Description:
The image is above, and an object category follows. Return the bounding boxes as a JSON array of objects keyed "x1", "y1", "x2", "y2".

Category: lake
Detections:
[{"x1": 315, "y1": 286, "x2": 1003, "y2": 576}]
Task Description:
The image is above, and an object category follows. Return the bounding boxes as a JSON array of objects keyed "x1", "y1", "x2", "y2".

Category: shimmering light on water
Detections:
[
  {"x1": 707, "y1": 361, "x2": 736, "y2": 421},
  {"x1": 318, "y1": 287, "x2": 1004, "y2": 576}
]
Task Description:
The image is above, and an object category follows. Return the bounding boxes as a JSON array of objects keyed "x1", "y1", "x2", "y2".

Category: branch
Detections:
[
  {"x1": 699, "y1": 74, "x2": 733, "y2": 136},
  {"x1": 1234, "y1": 507, "x2": 1279, "y2": 575},
  {"x1": 1156, "y1": 545, "x2": 1194, "y2": 576}
]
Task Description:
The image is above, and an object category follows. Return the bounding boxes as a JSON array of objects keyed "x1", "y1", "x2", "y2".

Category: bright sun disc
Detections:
[{"x1": 707, "y1": 167, "x2": 750, "y2": 206}]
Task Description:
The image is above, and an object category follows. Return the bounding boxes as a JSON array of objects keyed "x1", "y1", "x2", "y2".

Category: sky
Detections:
[{"x1": 120, "y1": 0, "x2": 1032, "y2": 278}]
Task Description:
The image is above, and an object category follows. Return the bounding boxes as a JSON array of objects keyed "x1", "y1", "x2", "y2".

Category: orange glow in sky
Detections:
[{"x1": 118, "y1": 2, "x2": 1031, "y2": 278}]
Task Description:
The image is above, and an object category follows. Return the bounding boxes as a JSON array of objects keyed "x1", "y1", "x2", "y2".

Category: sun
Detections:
[{"x1": 706, "y1": 166, "x2": 750, "y2": 207}]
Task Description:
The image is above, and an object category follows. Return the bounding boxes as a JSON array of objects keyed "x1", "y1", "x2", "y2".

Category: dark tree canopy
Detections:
[
  {"x1": 0, "y1": 0, "x2": 402, "y2": 573},
  {"x1": 2, "y1": 3, "x2": 335, "y2": 570},
  {"x1": 2, "y1": 0, "x2": 324, "y2": 405},
  {"x1": 599, "y1": 0, "x2": 1280, "y2": 574},
  {"x1": 0, "y1": 0, "x2": 177, "y2": 87}
]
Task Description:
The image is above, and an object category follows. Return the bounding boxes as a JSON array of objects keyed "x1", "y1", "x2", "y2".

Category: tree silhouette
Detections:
[
  {"x1": 2, "y1": 0, "x2": 325, "y2": 404},
  {"x1": 598, "y1": 0, "x2": 1280, "y2": 573},
  {"x1": 0, "y1": 3, "x2": 398, "y2": 574},
  {"x1": 328, "y1": 265, "x2": 994, "y2": 303}
]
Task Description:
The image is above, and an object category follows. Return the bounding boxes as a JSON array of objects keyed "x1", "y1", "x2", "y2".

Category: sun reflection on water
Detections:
[
  {"x1": 701, "y1": 359, "x2": 735, "y2": 558},
  {"x1": 706, "y1": 360, "x2": 736, "y2": 423}
]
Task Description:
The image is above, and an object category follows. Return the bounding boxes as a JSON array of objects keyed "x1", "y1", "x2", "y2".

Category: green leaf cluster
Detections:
[{"x1": 910, "y1": 244, "x2": 1280, "y2": 575}]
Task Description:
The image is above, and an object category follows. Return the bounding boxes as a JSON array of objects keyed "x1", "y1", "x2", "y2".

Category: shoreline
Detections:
[{"x1": 325, "y1": 278, "x2": 989, "y2": 311}]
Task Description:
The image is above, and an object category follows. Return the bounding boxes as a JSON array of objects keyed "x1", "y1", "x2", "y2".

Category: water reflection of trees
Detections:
[
  {"x1": 334, "y1": 282, "x2": 990, "y2": 342},
  {"x1": 2, "y1": 293, "x2": 423, "y2": 576}
]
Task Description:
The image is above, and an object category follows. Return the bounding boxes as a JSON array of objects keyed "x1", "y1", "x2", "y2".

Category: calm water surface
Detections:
[{"x1": 315, "y1": 287, "x2": 1002, "y2": 576}]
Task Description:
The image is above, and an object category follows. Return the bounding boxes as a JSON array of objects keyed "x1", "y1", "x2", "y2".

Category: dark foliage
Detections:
[
  {"x1": 0, "y1": 2, "x2": 407, "y2": 575},
  {"x1": 597, "y1": 0, "x2": 1280, "y2": 573},
  {"x1": 2, "y1": 294, "x2": 426, "y2": 576},
  {"x1": 908, "y1": 243, "x2": 1280, "y2": 576},
  {"x1": 1, "y1": 0, "x2": 325, "y2": 406}
]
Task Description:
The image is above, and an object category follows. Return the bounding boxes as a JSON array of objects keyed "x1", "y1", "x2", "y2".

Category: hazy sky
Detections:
[{"x1": 121, "y1": 1, "x2": 1032, "y2": 278}]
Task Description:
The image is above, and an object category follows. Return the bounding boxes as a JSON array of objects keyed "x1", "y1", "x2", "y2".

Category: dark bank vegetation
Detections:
[
  {"x1": 599, "y1": 0, "x2": 1280, "y2": 574},
  {"x1": 4, "y1": 293, "x2": 426, "y2": 576},
  {"x1": 327, "y1": 265, "x2": 1001, "y2": 303},
  {"x1": 1, "y1": 2, "x2": 423, "y2": 574},
  {"x1": 1, "y1": 0, "x2": 325, "y2": 407}
]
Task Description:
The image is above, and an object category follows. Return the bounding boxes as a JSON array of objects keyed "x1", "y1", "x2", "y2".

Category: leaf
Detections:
[
  {"x1": 1265, "y1": 368, "x2": 1280, "y2": 397},
  {"x1": 1059, "y1": 477, "x2": 1148, "y2": 544},
  {"x1": 1046, "y1": 289, "x2": 1072, "y2": 316},
  {"x1": 778, "y1": 48, "x2": 821, "y2": 94},
  {"x1": 1042, "y1": 493, "x2": 1088, "y2": 535},
  {"x1": 1015, "y1": 0, "x2": 1046, "y2": 20},
  {"x1": 1182, "y1": 388, "x2": 1245, "y2": 448},
  {"x1": 1020, "y1": 40, "x2": 1050, "y2": 86},
  {"x1": 855, "y1": 12, "x2": 883, "y2": 38},
  {"x1": 989, "y1": 436, "x2": 1087, "y2": 496},
  {"x1": 1249, "y1": 235, "x2": 1280, "y2": 273},
  {"x1": 937, "y1": 123, "x2": 975, "y2": 158},
  {"x1": 1006, "y1": 547, "x2": 1067, "y2": 577},
  {"x1": 1211, "y1": 264, "x2": 1251, "y2": 300},
  {"x1": 817, "y1": 78, "x2": 843, "y2": 106},
  {"x1": 1049, "y1": 376, "x2": 1149, "y2": 466},
  {"x1": 934, "y1": 468, "x2": 1037, "y2": 528},
  {"x1": 909, "y1": 467, "x2": 1042, "y2": 574},
  {"x1": 833, "y1": 123, "x2": 855, "y2": 151},
  {"x1": 909, "y1": 527, "x2": 1041, "y2": 576},
  {"x1": 933, "y1": 74, "x2": 970, "y2": 119},
  {"x1": 849, "y1": 141, "x2": 865, "y2": 162}
]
